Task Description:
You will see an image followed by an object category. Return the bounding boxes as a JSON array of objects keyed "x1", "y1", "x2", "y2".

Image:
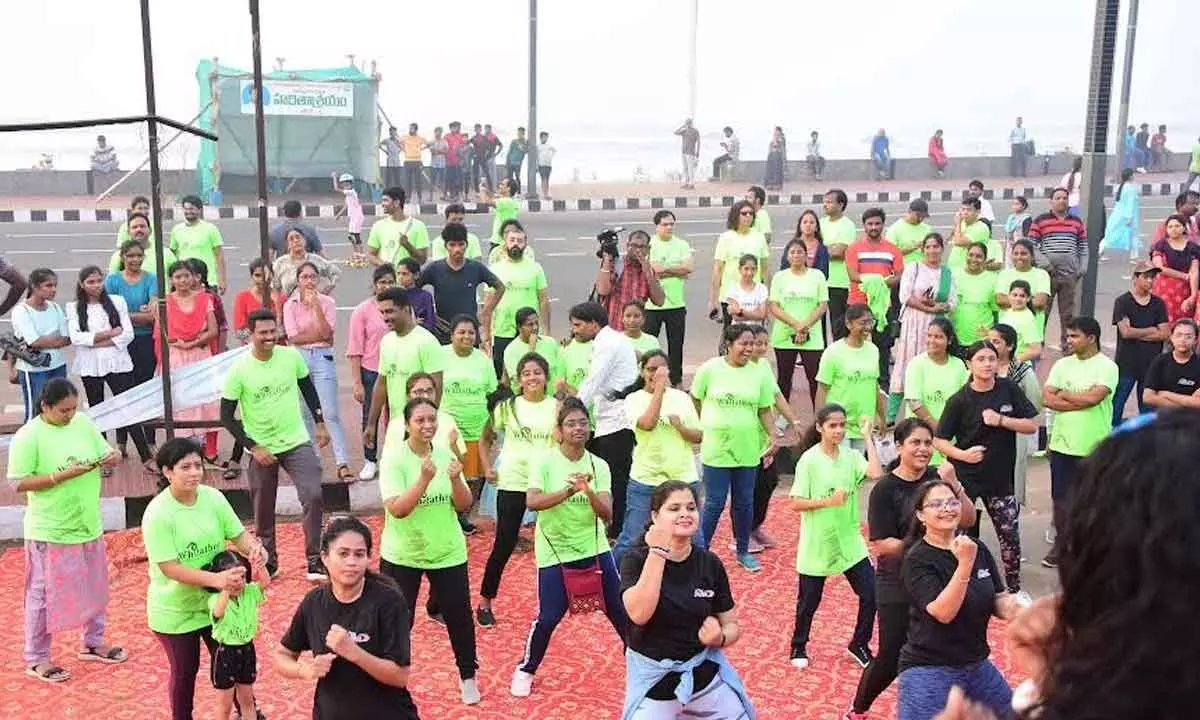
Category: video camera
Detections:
[{"x1": 596, "y1": 227, "x2": 624, "y2": 260}]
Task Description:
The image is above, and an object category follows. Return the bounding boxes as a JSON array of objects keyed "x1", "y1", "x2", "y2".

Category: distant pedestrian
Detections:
[
  {"x1": 1061, "y1": 157, "x2": 1084, "y2": 216},
  {"x1": 871, "y1": 129, "x2": 891, "y2": 180},
  {"x1": 429, "y1": 126, "x2": 449, "y2": 199},
  {"x1": 764, "y1": 127, "x2": 787, "y2": 190},
  {"x1": 1188, "y1": 135, "x2": 1200, "y2": 192},
  {"x1": 806, "y1": 131, "x2": 825, "y2": 180},
  {"x1": 505, "y1": 127, "x2": 528, "y2": 187},
  {"x1": 675, "y1": 118, "x2": 700, "y2": 189},
  {"x1": 402, "y1": 123, "x2": 428, "y2": 203},
  {"x1": 1134, "y1": 123, "x2": 1151, "y2": 171},
  {"x1": 483, "y1": 124, "x2": 503, "y2": 191},
  {"x1": 710, "y1": 126, "x2": 739, "y2": 181},
  {"x1": 380, "y1": 126, "x2": 402, "y2": 189},
  {"x1": 90, "y1": 135, "x2": 119, "y2": 174},
  {"x1": 1009, "y1": 116, "x2": 1028, "y2": 177},
  {"x1": 445, "y1": 121, "x2": 468, "y2": 200},
  {"x1": 1150, "y1": 124, "x2": 1169, "y2": 172},
  {"x1": 469, "y1": 124, "x2": 490, "y2": 192},
  {"x1": 1102, "y1": 168, "x2": 1143, "y2": 260},
  {"x1": 536, "y1": 131, "x2": 556, "y2": 199},
  {"x1": 927, "y1": 130, "x2": 948, "y2": 177}
]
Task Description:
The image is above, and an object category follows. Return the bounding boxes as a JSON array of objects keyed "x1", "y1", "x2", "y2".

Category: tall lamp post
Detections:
[
  {"x1": 249, "y1": 0, "x2": 270, "y2": 261},
  {"x1": 525, "y1": 0, "x2": 539, "y2": 200}
]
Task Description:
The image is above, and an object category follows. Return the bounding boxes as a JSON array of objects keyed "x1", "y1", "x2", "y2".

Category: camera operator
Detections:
[{"x1": 592, "y1": 229, "x2": 666, "y2": 331}]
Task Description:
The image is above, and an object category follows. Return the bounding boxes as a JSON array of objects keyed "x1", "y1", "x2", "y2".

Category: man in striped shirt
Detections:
[
  {"x1": 1027, "y1": 187, "x2": 1089, "y2": 347},
  {"x1": 846, "y1": 207, "x2": 904, "y2": 384}
]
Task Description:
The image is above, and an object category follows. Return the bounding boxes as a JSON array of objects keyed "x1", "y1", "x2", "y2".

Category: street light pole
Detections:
[
  {"x1": 525, "y1": 0, "x2": 539, "y2": 200},
  {"x1": 1079, "y1": 0, "x2": 1121, "y2": 318},
  {"x1": 249, "y1": 0, "x2": 271, "y2": 261},
  {"x1": 687, "y1": 0, "x2": 698, "y2": 119},
  {"x1": 1113, "y1": 0, "x2": 1139, "y2": 161}
]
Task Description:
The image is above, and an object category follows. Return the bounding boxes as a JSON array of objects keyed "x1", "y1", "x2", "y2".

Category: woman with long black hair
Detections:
[
  {"x1": 779, "y1": 208, "x2": 830, "y2": 277},
  {"x1": 988, "y1": 323, "x2": 1042, "y2": 506},
  {"x1": 934, "y1": 341, "x2": 1038, "y2": 593},
  {"x1": 104, "y1": 240, "x2": 159, "y2": 449},
  {"x1": 846, "y1": 418, "x2": 974, "y2": 719},
  {"x1": 769, "y1": 235, "x2": 828, "y2": 410},
  {"x1": 903, "y1": 318, "x2": 968, "y2": 464}
]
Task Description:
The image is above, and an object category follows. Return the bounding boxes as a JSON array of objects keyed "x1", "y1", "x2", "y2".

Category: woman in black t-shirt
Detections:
[
  {"x1": 848, "y1": 418, "x2": 975, "y2": 718},
  {"x1": 934, "y1": 340, "x2": 1038, "y2": 593},
  {"x1": 619, "y1": 480, "x2": 754, "y2": 720},
  {"x1": 897, "y1": 480, "x2": 1022, "y2": 720},
  {"x1": 273, "y1": 516, "x2": 420, "y2": 720}
]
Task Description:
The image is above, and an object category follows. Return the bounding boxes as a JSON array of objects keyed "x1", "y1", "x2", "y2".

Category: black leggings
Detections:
[
  {"x1": 752, "y1": 461, "x2": 779, "y2": 530},
  {"x1": 118, "y1": 333, "x2": 156, "y2": 448},
  {"x1": 82, "y1": 372, "x2": 152, "y2": 461},
  {"x1": 381, "y1": 559, "x2": 478, "y2": 680},
  {"x1": 588, "y1": 429, "x2": 634, "y2": 539},
  {"x1": 791, "y1": 558, "x2": 876, "y2": 655},
  {"x1": 481, "y1": 489, "x2": 527, "y2": 600},
  {"x1": 155, "y1": 626, "x2": 218, "y2": 720},
  {"x1": 773, "y1": 348, "x2": 823, "y2": 409},
  {"x1": 851, "y1": 600, "x2": 910, "y2": 713}
]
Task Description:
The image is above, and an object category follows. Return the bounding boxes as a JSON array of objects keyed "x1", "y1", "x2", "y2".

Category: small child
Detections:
[
  {"x1": 1004, "y1": 197, "x2": 1033, "y2": 266},
  {"x1": 333, "y1": 172, "x2": 366, "y2": 266},
  {"x1": 998, "y1": 279, "x2": 1044, "y2": 364},
  {"x1": 620, "y1": 299, "x2": 661, "y2": 358},
  {"x1": 724, "y1": 254, "x2": 769, "y2": 327},
  {"x1": 206, "y1": 550, "x2": 269, "y2": 720}
]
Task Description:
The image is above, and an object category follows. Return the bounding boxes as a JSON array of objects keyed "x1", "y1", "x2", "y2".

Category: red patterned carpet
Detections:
[{"x1": 0, "y1": 499, "x2": 1019, "y2": 719}]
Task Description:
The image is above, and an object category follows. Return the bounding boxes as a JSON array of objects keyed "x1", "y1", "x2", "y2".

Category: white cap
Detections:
[{"x1": 338, "y1": 173, "x2": 354, "y2": 183}]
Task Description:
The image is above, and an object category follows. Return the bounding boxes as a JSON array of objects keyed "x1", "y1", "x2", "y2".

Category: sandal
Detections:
[
  {"x1": 78, "y1": 646, "x2": 129, "y2": 664},
  {"x1": 26, "y1": 663, "x2": 70, "y2": 682},
  {"x1": 337, "y1": 465, "x2": 355, "y2": 483}
]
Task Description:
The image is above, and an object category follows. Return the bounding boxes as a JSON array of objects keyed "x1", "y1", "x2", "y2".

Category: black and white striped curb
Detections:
[{"x1": 1, "y1": 181, "x2": 1192, "y2": 223}]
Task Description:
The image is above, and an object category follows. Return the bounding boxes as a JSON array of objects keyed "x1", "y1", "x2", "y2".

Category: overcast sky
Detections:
[{"x1": 1, "y1": 0, "x2": 1195, "y2": 164}]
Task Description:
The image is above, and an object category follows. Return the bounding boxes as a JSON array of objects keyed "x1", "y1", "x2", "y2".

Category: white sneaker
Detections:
[
  {"x1": 510, "y1": 669, "x2": 534, "y2": 698},
  {"x1": 358, "y1": 460, "x2": 378, "y2": 481},
  {"x1": 460, "y1": 677, "x2": 481, "y2": 705}
]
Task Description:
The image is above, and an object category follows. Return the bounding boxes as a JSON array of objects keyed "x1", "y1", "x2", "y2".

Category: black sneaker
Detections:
[
  {"x1": 306, "y1": 558, "x2": 329, "y2": 582},
  {"x1": 847, "y1": 643, "x2": 874, "y2": 668},
  {"x1": 1040, "y1": 551, "x2": 1059, "y2": 569},
  {"x1": 475, "y1": 606, "x2": 496, "y2": 628},
  {"x1": 266, "y1": 563, "x2": 280, "y2": 580},
  {"x1": 461, "y1": 522, "x2": 479, "y2": 536}
]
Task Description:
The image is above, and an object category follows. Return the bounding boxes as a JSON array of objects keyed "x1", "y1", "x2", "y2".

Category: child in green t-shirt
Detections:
[
  {"x1": 997, "y1": 279, "x2": 1043, "y2": 364},
  {"x1": 206, "y1": 550, "x2": 269, "y2": 720}
]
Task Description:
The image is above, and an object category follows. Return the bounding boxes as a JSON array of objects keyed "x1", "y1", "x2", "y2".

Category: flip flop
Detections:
[
  {"x1": 26, "y1": 663, "x2": 70, "y2": 682},
  {"x1": 337, "y1": 465, "x2": 355, "y2": 483},
  {"x1": 78, "y1": 646, "x2": 128, "y2": 664}
]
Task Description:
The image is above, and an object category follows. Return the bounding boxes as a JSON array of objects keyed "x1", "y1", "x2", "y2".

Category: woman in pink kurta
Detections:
[
  {"x1": 890, "y1": 233, "x2": 956, "y2": 403},
  {"x1": 155, "y1": 261, "x2": 219, "y2": 458}
]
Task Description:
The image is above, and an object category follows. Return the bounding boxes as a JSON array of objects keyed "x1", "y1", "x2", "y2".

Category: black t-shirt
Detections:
[
  {"x1": 417, "y1": 259, "x2": 501, "y2": 329},
  {"x1": 868, "y1": 467, "x2": 940, "y2": 604},
  {"x1": 899, "y1": 539, "x2": 1004, "y2": 670},
  {"x1": 1144, "y1": 351, "x2": 1200, "y2": 396},
  {"x1": 1111, "y1": 292, "x2": 1168, "y2": 378},
  {"x1": 280, "y1": 577, "x2": 419, "y2": 720},
  {"x1": 936, "y1": 378, "x2": 1038, "y2": 499}
]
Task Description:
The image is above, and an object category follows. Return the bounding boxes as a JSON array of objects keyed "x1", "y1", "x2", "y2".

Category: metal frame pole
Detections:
[
  {"x1": 139, "y1": 0, "x2": 174, "y2": 437},
  {"x1": 525, "y1": 0, "x2": 539, "y2": 200},
  {"x1": 250, "y1": 0, "x2": 271, "y2": 262},
  {"x1": 1113, "y1": 0, "x2": 1139, "y2": 162}
]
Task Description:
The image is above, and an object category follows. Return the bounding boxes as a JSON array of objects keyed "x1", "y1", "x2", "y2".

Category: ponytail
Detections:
[{"x1": 797, "y1": 403, "x2": 847, "y2": 455}]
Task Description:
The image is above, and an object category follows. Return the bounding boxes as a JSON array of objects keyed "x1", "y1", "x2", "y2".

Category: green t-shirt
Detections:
[
  {"x1": 221, "y1": 346, "x2": 311, "y2": 455},
  {"x1": 751, "y1": 208, "x2": 772, "y2": 236},
  {"x1": 815, "y1": 339, "x2": 880, "y2": 440},
  {"x1": 690, "y1": 357, "x2": 775, "y2": 467},
  {"x1": 490, "y1": 197, "x2": 521, "y2": 241},
  {"x1": 1046, "y1": 353, "x2": 1119, "y2": 457},
  {"x1": 561, "y1": 339, "x2": 594, "y2": 391},
  {"x1": 168, "y1": 220, "x2": 223, "y2": 277},
  {"x1": 488, "y1": 259, "x2": 548, "y2": 339},
  {"x1": 1191, "y1": 141, "x2": 1200, "y2": 173},
  {"x1": 7, "y1": 414, "x2": 109, "y2": 544},
  {"x1": 998, "y1": 308, "x2": 1043, "y2": 358},
  {"x1": 379, "y1": 443, "x2": 468, "y2": 569},
  {"x1": 209, "y1": 582, "x2": 264, "y2": 646},
  {"x1": 431, "y1": 231, "x2": 482, "y2": 261},
  {"x1": 503, "y1": 334, "x2": 564, "y2": 390},
  {"x1": 366, "y1": 216, "x2": 431, "y2": 265},
  {"x1": 108, "y1": 245, "x2": 177, "y2": 275},
  {"x1": 377, "y1": 326, "x2": 445, "y2": 418},
  {"x1": 713, "y1": 229, "x2": 768, "y2": 300},
  {"x1": 439, "y1": 347, "x2": 497, "y2": 441},
  {"x1": 951, "y1": 268, "x2": 999, "y2": 344},
  {"x1": 789, "y1": 445, "x2": 869, "y2": 575},
  {"x1": 627, "y1": 331, "x2": 661, "y2": 358},
  {"x1": 493, "y1": 396, "x2": 559, "y2": 491},
  {"x1": 646, "y1": 235, "x2": 692, "y2": 310},
  {"x1": 904, "y1": 352, "x2": 969, "y2": 423},
  {"x1": 625, "y1": 387, "x2": 701, "y2": 485},
  {"x1": 947, "y1": 222, "x2": 995, "y2": 270},
  {"x1": 143, "y1": 485, "x2": 244, "y2": 634},
  {"x1": 531, "y1": 449, "x2": 612, "y2": 568},
  {"x1": 769, "y1": 267, "x2": 828, "y2": 350},
  {"x1": 996, "y1": 266, "x2": 1052, "y2": 327},
  {"x1": 886, "y1": 219, "x2": 933, "y2": 264},
  {"x1": 821, "y1": 215, "x2": 858, "y2": 289}
]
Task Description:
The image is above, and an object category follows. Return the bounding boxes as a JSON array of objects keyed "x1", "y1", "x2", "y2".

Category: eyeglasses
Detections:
[{"x1": 922, "y1": 498, "x2": 962, "y2": 511}]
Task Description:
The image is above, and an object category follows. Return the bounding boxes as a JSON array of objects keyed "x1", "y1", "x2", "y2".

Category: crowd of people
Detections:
[{"x1": 6, "y1": 173, "x2": 1200, "y2": 719}]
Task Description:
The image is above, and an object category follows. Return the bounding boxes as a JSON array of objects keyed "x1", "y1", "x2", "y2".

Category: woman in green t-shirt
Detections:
[
  {"x1": 788, "y1": 404, "x2": 884, "y2": 670},
  {"x1": 903, "y1": 318, "x2": 969, "y2": 464},
  {"x1": 441, "y1": 314, "x2": 498, "y2": 495},
  {"x1": 501, "y1": 306, "x2": 562, "y2": 391},
  {"x1": 378, "y1": 397, "x2": 480, "y2": 705},
  {"x1": 9, "y1": 378, "x2": 125, "y2": 683},
  {"x1": 511, "y1": 397, "x2": 628, "y2": 697},
  {"x1": 997, "y1": 279, "x2": 1043, "y2": 364},
  {"x1": 142, "y1": 437, "x2": 265, "y2": 718},
  {"x1": 477, "y1": 352, "x2": 558, "y2": 626},
  {"x1": 815, "y1": 303, "x2": 886, "y2": 452},
  {"x1": 691, "y1": 323, "x2": 777, "y2": 573},
  {"x1": 769, "y1": 236, "x2": 829, "y2": 411},
  {"x1": 620, "y1": 299, "x2": 662, "y2": 358},
  {"x1": 951, "y1": 241, "x2": 999, "y2": 345}
]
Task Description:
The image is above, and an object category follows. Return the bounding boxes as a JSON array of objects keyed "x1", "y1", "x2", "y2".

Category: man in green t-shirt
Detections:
[
  {"x1": 486, "y1": 226, "x2": 549, "y2": 379},
  {"x1": 367, "y1": 287, "x2": 446, "y2": 441},
  {"x1": 169, "y1": 194, "x2": 227, "y2": 292},
  {"x1": 643, "y1": 210, "x2": 693, "y2": 387},
  {"x1": 747, "y1": 185, "x2": 772, "y2": 244},
  {"x1": 367, "y1": 186, "x2": 430, "y2": 266},
  {"x1": 950, "y1": 197, "x2": 1000, "y2": 271},
  {"x1": 886, "y1": 198, "x2": 932, "y2": 264},
  {"x1": 1186, "y1": 136, "x2": 1200, "y2": 191},
  {"x1": 220, "y1": 308, "x2": 330, "y2": 580},
  {"x1": 820, "y1": 189, "x2": 857, "y2": 340},
  {"x1": 1041, "y1": 316, "x2": 1118, "y2": 569},
  {"x1": 110, "y1": 211, "x2": 178, "y2": 275}
]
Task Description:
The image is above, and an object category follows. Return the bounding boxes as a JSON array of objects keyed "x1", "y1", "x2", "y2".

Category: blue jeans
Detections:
[
  {"x1": 612, "y1": 479, "x2": 704, "y2": 566},
  {"x1": 17, "y1": 365, "x2": 67, "y2": 422},
  {"x1": 898, "y1": 661, "x2": 1014, "y2": 720},
  {"x1": 1111, "y1": 373, "x2": 1148, "y2": 426},
  {"x1": 518, "y1": 552, "x2": 627, "y2": 674},
  {"x1": 699, "y1": 465, "x2": 756, "y2": 555},
  {"x1": 359, "y1": 367, "x2": 379, "y2": 463},
  {"x1": 297, "y1": 347, "x2": 349, "y2": 465}
]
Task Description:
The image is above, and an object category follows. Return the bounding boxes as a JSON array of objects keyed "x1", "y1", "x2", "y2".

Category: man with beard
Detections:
[
  {"x1": 169, "y1": 194, "x2": 227, "y2": 292},
  {"x1": 485, "y1": 224, "x2": 549, "y2": 379},
  {"x1": 221, "y1": 309, "x2": 330, "y2": 579},
  {"x1": 418, "y1": 223, "x2": 505, "y2": 344}
]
